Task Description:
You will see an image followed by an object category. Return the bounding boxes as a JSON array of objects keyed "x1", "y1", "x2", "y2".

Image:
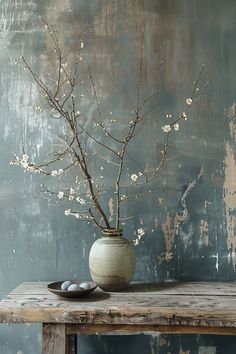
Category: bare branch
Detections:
[{"x1": 87, "y1": 65, "x2": 124, "y2": 144}]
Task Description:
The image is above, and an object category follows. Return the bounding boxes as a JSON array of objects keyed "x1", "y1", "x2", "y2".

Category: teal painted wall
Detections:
[{"x1": 0, "y1": 0, "x2": 236, "y2": 353}]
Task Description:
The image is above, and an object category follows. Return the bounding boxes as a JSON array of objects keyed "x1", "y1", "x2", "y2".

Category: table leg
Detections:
[{"x1": 42, "y1": 323, "x2": 77, "y2": 354}]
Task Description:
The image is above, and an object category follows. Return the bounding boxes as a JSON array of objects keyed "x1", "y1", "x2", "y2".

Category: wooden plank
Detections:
[
  {"x1": 2, "y1": 282, "x2": 236, "y2": 329},
  {"x1": 3, "y1": 293, "x2": 236, "y2": 311},
  {"x1": 67, "y1": 323, "x2": 236, "y2": 336},
  {"x1": 2, "y1": 301, "x2": 236, "y2": 327},
  {"x1": 123, "y1": 282, "x2": 236, "y2": 296},
  {"x1": 42, "y1": 324, "x2": 77, "y2": 354},
  {"x1": 9, "y1": 281, "x2": 236, "y2": 296}
]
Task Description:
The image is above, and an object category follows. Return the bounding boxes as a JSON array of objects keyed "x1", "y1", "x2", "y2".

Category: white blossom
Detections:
[
  {"x1": 64, "y1": 209, "x2": 71, "y2": 216},
  {"x1": 76, "y1": 197, "x2": 85, "y2": 205},
  {"x1": 51, "y1": 169, "x2": 63, "y2": 176},
  {"x1": 74, "y1": 213, "x2": 80, "y2": 219},
  {"x1": 80, "y1": 41, "x2": 84, "y2": 49},
  {"x1": 137, "y1": 228, "x2": 145, "y2": 236},
  {"x1": 70, "y1": 187, "x2": 75, "y2": 195},
  {"x1": 173, "y1": 123, "x2": 179, "y2": 131},
  {"x1": 35, "y1": 106, "x2": 43, "y2": 112},
  {"x1": 22, "y1": 162, "x2": 29, "y2": 169},
  {"x1": 58, "y1": 191, "x2": 64, "y2": 199},
  {"x1": 186, "y1": 98, "x2": 193, "y2": 105},
  {"x1": 162, "y1": 125, "x2": 171, "y2": 133},
  {"x1": 182, "y1": 112, "x2": 188, "y2": 120},
  {"x1": 131, "y1": 174, "x2": 138, "y2": 182},
  {"x1": 69, "y1": 195, "x2": 74, "y2": 201},
  {"x1": 22, "y1": 154, "x2": 29, "y2": 163},
  {"x1": 133, "y1": 228, "x2": 145, "y2": 246},
  {"x1": 11, "y1": 154, "x2": 43, "y2": 174}
]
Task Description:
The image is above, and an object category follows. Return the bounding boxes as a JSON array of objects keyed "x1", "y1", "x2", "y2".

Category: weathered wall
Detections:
[{"x1": 0, "y1": 0, "x2": 236, "y2": 353}]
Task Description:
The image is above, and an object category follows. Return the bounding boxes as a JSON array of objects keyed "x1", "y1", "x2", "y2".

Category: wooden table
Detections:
[{"x1": 1, "y1": 282, "x2": 236, "y2": 353}]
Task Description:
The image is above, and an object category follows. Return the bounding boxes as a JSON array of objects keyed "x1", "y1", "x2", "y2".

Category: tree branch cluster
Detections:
[{"x1": 11, "y1": 22, "x2": 208, "y2": 231}]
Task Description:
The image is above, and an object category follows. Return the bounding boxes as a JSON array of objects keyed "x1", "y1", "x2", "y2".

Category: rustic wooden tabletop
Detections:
[
  {"x1": 1, "y1": 282, "x2": 236, "y2": 353},
  {"x1": 1, "y1": 281, "x2": 236, "y2": 330}
]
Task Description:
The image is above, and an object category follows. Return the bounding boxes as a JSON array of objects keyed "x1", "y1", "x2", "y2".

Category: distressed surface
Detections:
[
  {"x1": 3, "y1": 282, "x2": 236, "y2": 332},
  {"x1": 0, "y1": 0, "x2": 236, "y2": 353}
]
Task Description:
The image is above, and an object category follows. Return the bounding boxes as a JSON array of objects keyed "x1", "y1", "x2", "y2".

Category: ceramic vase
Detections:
[{"x1": 89, "y1": 228, "x2": 136, "y2": 291}]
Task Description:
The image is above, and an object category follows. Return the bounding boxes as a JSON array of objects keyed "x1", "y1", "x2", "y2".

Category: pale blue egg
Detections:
[
  {"x1": 61, "y1": 280, "x2": 72, "y2": 290},
  {"x1": 79, "y1": 282, "x2": 91, "y2": 289},
  {"x1": 68, "y1": 283, "x2": 81, "y2": 291}
]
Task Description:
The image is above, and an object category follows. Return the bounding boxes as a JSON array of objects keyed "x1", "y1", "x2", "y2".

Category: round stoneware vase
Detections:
[{"x1": 89, "y1": 229, "x2": 135, "y2": 291}]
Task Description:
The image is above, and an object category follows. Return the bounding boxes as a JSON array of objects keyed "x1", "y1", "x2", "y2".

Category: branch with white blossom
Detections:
[{"x1": 11, "y1": 21, "x2": 208, "y2": 233}]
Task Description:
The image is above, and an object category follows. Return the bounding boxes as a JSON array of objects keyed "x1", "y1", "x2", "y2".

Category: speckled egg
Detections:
[
  {"x1": 61, "y1": 280, "x2": 72, "y2": 290},
  {"x1": 68, "y1": 283, "x2": 81, "y2": 291},
  {"x1": 79, "y1": 282, "x2": 91, "y2": 290}
]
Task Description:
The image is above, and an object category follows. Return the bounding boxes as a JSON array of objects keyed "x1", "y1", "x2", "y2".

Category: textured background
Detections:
[{"x1": 1, "y1": 0, "x2": 236, "y2": 353}]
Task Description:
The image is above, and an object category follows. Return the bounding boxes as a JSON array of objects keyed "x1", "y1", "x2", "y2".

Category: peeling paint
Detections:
[
  {"x1": 149, "y1": 336, "x2": 156, "y2": 354},
  {"x1": 108, "y1": 197, "x2": 114, "y2": 219},
  {"x1": 199, "y1": 219, "x2": 209, "y2": 246},
  {"x1": 179, "y1": 348, "x2": 190, "y2": 354},
  {"x1": 199, "y1": 347, "x2": 216, "y2": 354},
  {"x1": 212, "y1": 253, "x2": 219, "y2": 272},
  {"x1": 223, "y1": 103, "x2": 236, "y2": 269},
  {"x1": 161, "y1": 212, "x2": 182, "y2": 261},
  {"x1": 180, "y1": 166, "x2": 204, "y2": 223},
  {"x1": 176, "y1": 167, "x2": 204, "y2": 251},
  {"x1": 227, "y1": 102, "x2": 236, "y2": 140},
  {"x1": 159, "y1": 336, "x2": 169, "y2": 347}
]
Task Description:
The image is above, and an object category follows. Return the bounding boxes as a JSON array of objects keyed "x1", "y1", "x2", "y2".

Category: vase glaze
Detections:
[{"x1": 89, "y1": 229, "x2": 136, "y2": 291}]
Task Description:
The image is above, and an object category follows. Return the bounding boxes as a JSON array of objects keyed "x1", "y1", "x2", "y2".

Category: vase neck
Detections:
[{"x1": 102, "y1": 228, "x2": 123, "y2": 237}]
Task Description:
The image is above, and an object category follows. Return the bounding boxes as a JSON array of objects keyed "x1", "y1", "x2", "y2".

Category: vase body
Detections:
[{"x1": 89, "y1": 229, "x2": 136, "y2": 291}]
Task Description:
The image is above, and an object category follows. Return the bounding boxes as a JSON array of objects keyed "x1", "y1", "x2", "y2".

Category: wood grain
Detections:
[
  {"x1": 1, "y1": 282, "x2": 236, "y2": 334},
  {"x1": 42, "y1": 324, "x2": 76, "y2": 354}
]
